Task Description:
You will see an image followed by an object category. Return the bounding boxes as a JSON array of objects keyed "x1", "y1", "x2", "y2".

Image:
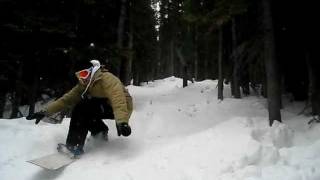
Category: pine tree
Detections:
[{"x1": 262, "y1": 0, "x2": 281, "y2": 126}]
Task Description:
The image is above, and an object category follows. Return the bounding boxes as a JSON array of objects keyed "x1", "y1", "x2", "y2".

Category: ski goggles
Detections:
[{"x1": 78, "y1": 69, "x2": 91, "y2": 79}]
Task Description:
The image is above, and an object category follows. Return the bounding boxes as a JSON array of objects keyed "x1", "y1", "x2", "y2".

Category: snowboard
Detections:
[
  {"x1": 42, "y1": 111, "x2": 67, "y2": 124},
  {"x1": 27, "y1": 144, "x2": 80, "y2": 170}
]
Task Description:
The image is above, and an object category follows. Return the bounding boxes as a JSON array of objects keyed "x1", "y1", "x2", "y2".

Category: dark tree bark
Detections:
[
  {"x1": 28, "y1": 81, "x2": 38, "y2": 115},
  {"x1": 10, "y1": 61, "x2": 24, "y2": 119},
  {"x1": 307, "y1": 53, "x2": 320, "y2": 116},
  {"x1": 169, "y1": 40, "x2": 175, "y2": 76},
  {"x1": 28, "y1": 65, "x2": 40, "y2": 115},
  {"x1": 0, "y1": 92, "x2": 5, "y2": 118},
  {"x1": 132, "y1": 67, "x2": 140, "y2": 86},
  {"x1": 132, "y1": 60, "x2": 141, "y2": 86},
  {"x1": 183, "y1": 66, "x2": 188, "y2": 88},
  {"x1": 231, "y1": 18, "x2": 241, "y2": 98},
  {"x1": 127, "y1": 29, "x2": 133, "y2": 84},
  {"x1": 313, "y1": 75, "x2": 320, "y2": 117},
  {"x1": 193, "y1": 25, "x2": 199, "y2": 81},
  {"x1": 218, "y1": 27, "x2": 224, "y2": 100},
  {"x1": 204, "y1": 35, "x2": 210, "y2": 79},
  {"x1": 262, "y1": 0, "x2": 281, "y2": 126},
  {"x1": 301, "y1": 51, "x2": 313, "y2": 115},
  {"x1": 155, "y1": 48, "x2": 161, "y2": 80},
  {"x1": 117, "y1": 0, "x2": 126, "y2": 49},
  {"x1": 118, "y1": 0, "x2": 131, "y2": 85},
  {"x1": 10, "y1": 92, "x2": 22, "y2": 119},
  {"x1": 176, "y1": 48, "x2": 188, "y2": 88}
]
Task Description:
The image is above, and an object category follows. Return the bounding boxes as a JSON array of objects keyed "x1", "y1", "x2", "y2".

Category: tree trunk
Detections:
[
  {"x1": 204, "y1": 35, "x2": 210, "y2": 79},
  {"x1": 176, "y1": 48, "x2": 188, "y2": 88},
  {"x1": 231, "y1": 18, "x2": 241, "y2": 98},
  {"x1": 10, "y1": 62, "x2": 24, "y2": 118},
  {"x1": 169, "y1": 40, "x2": 175, "y2": 76},
  {"x1": 123, "y1": 18, "x2": 133, "y2": 85},
  {"x1": 262, "y1": 0, "x2": 281, "y2": 126},
  {"x1": 218, "y1": 27, "x2": 224, "y2": 100},
  {"x1": 194, "y1": 51, "x2": 198, "y2": 81},
  {"x1": 183, "y1": 66, "x2": 188, "y2": 88},
  {"x1": 119, "y1": 51, "x2": 131, "y2": 86},
  {"x1": 307, "y1": 52, "x2": 320, "y2": 116},
  {"x1": 117, "y1": 0, "x2": 126, "y2": 49},
  {"x1": 10, "y1": 92, "x2": 22, "y2": 118},
  {"x1": 0, "y1": 92, "x2": 5, "y2": 118},
  {"x1": 133, "y1": 64, "x2": 140, "y2": 86},
  {"x1": 303, "y1": 51, "x2": 312, "y2": 114},
  {"x1": 28, "y1": 69, "x2": 39, "y2": 115},
  {"x1": 28, "y1": 86, "x2": 37, "y2": 115},
  {"x1": 117, "y1": 0, "x2": 130, "y2": 84},
  {"x1": 127, "y1": 1, "x2": 134, "y2": 85},
  {"x1": 260, "y1": 61, "x2": 267, "y2": 98},
  {"x1": 193, "y1": 25, "x2": 199, "y2": 81},
  {"x1": 155, "y1": 41, "x2": 161, "y2": 80},
  {"x1": 313, "y1": 71, "x2": 320, "y2": 116}
]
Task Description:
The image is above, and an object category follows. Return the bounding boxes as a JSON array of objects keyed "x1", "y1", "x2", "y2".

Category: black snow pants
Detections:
[{"x1": 66, "y1": 98, "x2": 114, "y2": 148}]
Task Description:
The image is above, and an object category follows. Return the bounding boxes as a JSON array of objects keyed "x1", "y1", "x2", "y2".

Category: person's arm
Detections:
[
  {"x1": 101, "y1": 73, "x2": 130, "y2": 123},
  {"x1": 45, "y1": 84, "x2": 83, "y2": 115}
]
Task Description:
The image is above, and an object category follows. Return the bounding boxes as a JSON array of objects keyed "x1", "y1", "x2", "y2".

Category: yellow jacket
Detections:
[{"x1": 45, "y1": 68, "x2": 133, "y2": 123}]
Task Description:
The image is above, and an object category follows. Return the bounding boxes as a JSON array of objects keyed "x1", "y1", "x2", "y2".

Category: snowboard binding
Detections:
[{"x1": 57, "y1": 143, "x2": 84, "y2": 158}]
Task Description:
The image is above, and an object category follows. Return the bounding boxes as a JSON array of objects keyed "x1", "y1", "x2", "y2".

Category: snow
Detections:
[{"x1": 1, "y1": 77, "x2": 320, "y2": 180}]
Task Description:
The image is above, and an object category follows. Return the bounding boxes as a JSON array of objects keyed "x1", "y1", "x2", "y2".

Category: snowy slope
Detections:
[{"x1": 1, "y1": 77, "x2": 320, "y2": 180}]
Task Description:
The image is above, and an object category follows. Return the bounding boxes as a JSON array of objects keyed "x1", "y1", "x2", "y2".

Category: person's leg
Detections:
[
  {"x1": 88, "y1": 98, "x2": 114, "y2": 136},
  {"x1": 89, "y1": 118, "x2": 109, "y2": 136},
  {"x1": 66, "y1": 98, "x2": 114, "y2": 146},
  {"x1": 66, "y1": 100, "x2": 92, "y2": 150}
]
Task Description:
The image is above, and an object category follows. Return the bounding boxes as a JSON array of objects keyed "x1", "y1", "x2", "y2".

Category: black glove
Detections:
[
  {"x1": 116, "y1": 122, "x2": 131, "y2": 137},
  {"x1": 26, "y1": 111, "x2": 46, "y2": 124}
]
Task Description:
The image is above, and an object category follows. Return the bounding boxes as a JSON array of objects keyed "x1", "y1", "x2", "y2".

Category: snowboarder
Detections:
[{"x1": 26, "y1": 59, "x2": 133, "y2": 156}]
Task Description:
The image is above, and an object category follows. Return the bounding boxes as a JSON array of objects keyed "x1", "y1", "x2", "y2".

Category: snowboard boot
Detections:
[
  {"x1": 92, "y1": 130, "x2": 109, "y2": 141},
  {"x1": 57, "y1": 143, "x2": 84, "y2": 158}
]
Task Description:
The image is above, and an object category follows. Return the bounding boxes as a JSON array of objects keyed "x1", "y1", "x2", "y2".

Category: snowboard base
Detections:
[
  {"x1": 27, "y1": 151, "x2": 76, "y2": 170},
  {"x1": 27, "y1": 144, "x2": 79, "y2": 170}
]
